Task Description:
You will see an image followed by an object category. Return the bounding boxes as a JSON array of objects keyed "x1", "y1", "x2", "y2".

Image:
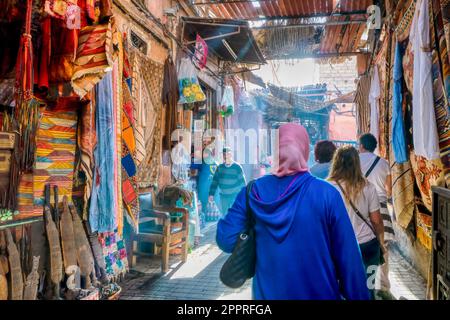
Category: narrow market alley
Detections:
[
  {"x1": 0, "y1": 0, "x2": 449, "y2": 303},
  {"x1": 120, "y1": 223, "x2": 426, "y2": 301}
]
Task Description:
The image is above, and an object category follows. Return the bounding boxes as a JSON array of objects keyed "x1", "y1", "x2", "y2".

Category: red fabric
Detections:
[
  {"x1": 49, "y1": 19, "x2": 78, "y2": 83},
  {"x1": 14, "y1": 0, "x2": 33, "y2": 100},
  {"x1": 122, "y1": 179, "x2": 137, "y2": 204},
  {"x1": 37, "y1": 17, "x2": 51, "y2": 90},
  {"x1": 272, "y1": 123, "x2": 310, "y2": 177}
]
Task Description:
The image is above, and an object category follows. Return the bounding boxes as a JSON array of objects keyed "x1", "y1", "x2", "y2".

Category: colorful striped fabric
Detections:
[
  {"x1": 121, "y1": 80, "x2": 139, "y2": 230},
  {"x1": 17, "y1": 108, "x2": 78, "y2": 218},
  {"x1": 71, "y1": 19, "x2": 113, "y2": 99}
]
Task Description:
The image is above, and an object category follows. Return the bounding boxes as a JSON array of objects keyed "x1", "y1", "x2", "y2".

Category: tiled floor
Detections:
[
  {"x1": 120, "y1": 223, "x2": 426, "y2": 300},
  {"x1": 120, "y1": 222, "x2": 251, "y2": 300}
]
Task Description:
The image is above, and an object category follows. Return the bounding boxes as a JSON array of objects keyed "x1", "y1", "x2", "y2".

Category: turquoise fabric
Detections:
[
  {"x1": 392, "y1": 42, "x2": 408, "y2": 163},
  {"x1": 89, "y1": 72, "x2": 117, "y2": 233}
]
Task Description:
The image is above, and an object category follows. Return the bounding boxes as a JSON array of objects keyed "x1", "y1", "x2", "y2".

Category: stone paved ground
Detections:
[{"x1": 120, "y1": 223, "x2": 426, "y2": 300}]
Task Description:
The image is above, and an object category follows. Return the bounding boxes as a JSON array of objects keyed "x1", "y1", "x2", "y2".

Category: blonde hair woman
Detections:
[{"x1": 328, "y1": 146, "x2": 386, "y2": 299}]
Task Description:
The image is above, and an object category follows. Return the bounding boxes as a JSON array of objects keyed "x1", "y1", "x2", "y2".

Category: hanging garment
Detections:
[
  {"x1": 162, "y1": 56, "x2": 179, "y2": 150},
  {"x1": 410, "y1": 0, "x2": 440, "y2": 160},
  {"x1": 369, "y1": 67, "x2": 381, "y2": 142},
  {"x1": 89, "y1": 72, "x2": 117, "y2": 233},
  {"x1": 392, "y1": 41, "x2": 408, "y2": 163}
]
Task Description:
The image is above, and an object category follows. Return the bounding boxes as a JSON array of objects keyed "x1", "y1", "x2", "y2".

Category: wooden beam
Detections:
[{"x1": 252, "y1": 19, "x2": 366, "y2": 29}]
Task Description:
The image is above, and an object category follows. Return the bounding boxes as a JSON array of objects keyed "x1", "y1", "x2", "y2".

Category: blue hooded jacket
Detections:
[{"x1": 216, "y1": 172, "x2": 370, "y2": 300}]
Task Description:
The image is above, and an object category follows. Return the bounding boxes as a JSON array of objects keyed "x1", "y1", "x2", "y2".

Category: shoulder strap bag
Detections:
[
  {"x1": 335, "y1": 181, "x2": 385, "y2": 265},
  {"x1": 365, "y1": 156, "x2": 381, "y2": 178},
  {"x1": 220, "y1": 180, "x2": 256, "y2": 288}
]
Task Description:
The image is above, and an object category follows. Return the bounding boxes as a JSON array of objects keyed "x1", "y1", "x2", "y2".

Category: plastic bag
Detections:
[
  {"x1": 218, "y1": 85, "x2": 235, "y2": 117},
  {"x1": 178, "y1": 57, "x2": 206, "y2": 104},
  {"x1": 206, "y1": 199, "x2": 220, "y2": 221}
]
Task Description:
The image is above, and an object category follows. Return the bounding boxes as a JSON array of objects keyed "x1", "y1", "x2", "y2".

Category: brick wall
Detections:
[
  {"x1": 319, "y1": 57, "x2": 358, "y2": 142},
  {"x1": 319, "y1": 56, "x2": 357, "y2": 95}
]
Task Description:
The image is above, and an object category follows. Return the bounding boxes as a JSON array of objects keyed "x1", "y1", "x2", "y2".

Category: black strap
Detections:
[
  {"x1": 365, "y1": 156, "x2": 381, "y2": 178},
  {"x1": 335, "y1": 181, "x2": 377, "y2": 237},
  {"x1": 246, "y1": 180, "x2": 256, "y2": 228}
]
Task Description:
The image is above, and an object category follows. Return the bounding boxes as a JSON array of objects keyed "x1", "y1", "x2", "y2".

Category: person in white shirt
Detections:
[
  {"x1": 358, "y1": 133, "x2": 395, "y2": 300},
  {"x1": 328, "y1": 145, "x2": 386, "y2": 300}
]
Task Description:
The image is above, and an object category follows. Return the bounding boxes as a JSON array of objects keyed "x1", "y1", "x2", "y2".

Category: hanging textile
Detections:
[
  {"x1": 410, "y1": 0, "x2": 440, "y2": 160},
  {"x1": 121, "y1": 79, "x2": 139, "y2": 230},
  {"x1": 162, "y1": 56, "x2": 179, "y2": 151},
  {"x1": 76, "y1": 91, "x2": 97, "y2": 219},
  {"x1": 369, "y1": 66, "x2": 381, "y2": 145},
  {"x1": 48, "y1": 16, "x2": 78, "y2": 83},
  {"x1": 71, "y1": 18, "x2": 114, "y2": 98},
  {"x1": 430, "y1": 0, "x2": 450, "y2": 185},
  {"x1": 402, "y1": 41, "x2": 415, "y2": 93},
  {"x1": 111, "y1": 40, "x2": 123, "y2": 236},
  {"x1": 386, "y1": 37, "x2": 416, "y2": 229},
  {"x1": 395, "y1": 0, "x2": 416, "y2": 42},
  {"x1": 13, "y1": 0, "x2": 41, "y2": 213},
  {"x1": 354, "y1": 74, "x2": 371, "y2": 135},
  {"x1": 392, "y1": 41, "x2": 408, "y2": 163},
  {"x1": 17, "y1": 105, "x2": 78, "y2": 219},
  {"x1": 376, "y1": 32, "x2": 392, "y2": 159},
  {"x1": 89, "y1": 72, "x2": 117, "y2": 233},
  {"x1": 98, "y1": 230, "x2": 128, "y2": 281},
  {"x1": 128, "y1": 51, "x2": 145, "y2": 165},
  {"x1": 410, "y1": 153, "x2": 445, "y2": 212},
  {"x1": 138, "y1": 55, "x2": 165, "y2": 187}
]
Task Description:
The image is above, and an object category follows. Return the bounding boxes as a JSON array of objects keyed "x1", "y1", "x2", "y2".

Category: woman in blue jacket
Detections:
[{"x1": 216, "y1": 123, "x2": 369, "y2": 300}]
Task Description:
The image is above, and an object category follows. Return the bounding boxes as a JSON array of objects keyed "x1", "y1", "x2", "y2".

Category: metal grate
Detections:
[{"x1": 130, "y1": 30, "x2": 148, "y2": 55}]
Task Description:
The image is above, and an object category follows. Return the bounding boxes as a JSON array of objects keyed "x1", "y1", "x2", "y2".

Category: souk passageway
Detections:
[
  {"x1": 0, "y1": 0, "x2": 449, "y2": 301},
  {"x1": 119, "y1": 222, "x2": 427, "y2": 300}
]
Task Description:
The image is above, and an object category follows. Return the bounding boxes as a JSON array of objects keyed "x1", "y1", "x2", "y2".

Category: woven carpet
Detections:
[{"x1": 17, "y1": 107, "x2": 78, "y2": 218}]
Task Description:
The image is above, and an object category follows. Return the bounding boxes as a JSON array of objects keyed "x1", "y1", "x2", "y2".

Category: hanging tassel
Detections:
[{"x1": 13, "y1": 0, "x2": 41, "y2": 174}]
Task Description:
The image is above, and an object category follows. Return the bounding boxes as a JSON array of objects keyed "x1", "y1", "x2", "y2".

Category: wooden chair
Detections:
[{"x1": 131, "y1": 188, "x2": 189, "y2": 273}]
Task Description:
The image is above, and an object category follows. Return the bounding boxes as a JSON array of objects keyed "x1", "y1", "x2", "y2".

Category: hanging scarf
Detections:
[{"x1": 89, "y1": 72, "x2": 117, "y2": 233}]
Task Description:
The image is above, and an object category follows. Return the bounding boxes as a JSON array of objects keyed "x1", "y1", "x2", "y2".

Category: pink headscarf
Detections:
[{"x1": 272, "y1": 123, "x2": 310, "y2": 177}]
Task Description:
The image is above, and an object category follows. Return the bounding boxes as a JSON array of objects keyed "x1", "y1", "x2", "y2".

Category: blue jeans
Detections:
[{"x1": 220, "y1": 193, "x2": 238, "y2": 218}]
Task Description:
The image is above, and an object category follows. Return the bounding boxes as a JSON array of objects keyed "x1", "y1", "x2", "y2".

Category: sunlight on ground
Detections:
[
  {"x1": 168, "y1": 243, "x2": 223, "y2": 279},
  {"x1": 217, "y1": 286, "x2": 252, "y2": 300}
]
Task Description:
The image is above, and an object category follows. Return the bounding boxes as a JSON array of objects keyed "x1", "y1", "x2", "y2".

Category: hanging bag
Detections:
[
  {"x1": 218, "y1": 85, "x2": 235, "y2": 117},
  {"x1": 178, "y1": 57, "x2": 206, "y2": 104},
  {"x1": 220, "y1": 180, "x2": 256, "y2": 288}
]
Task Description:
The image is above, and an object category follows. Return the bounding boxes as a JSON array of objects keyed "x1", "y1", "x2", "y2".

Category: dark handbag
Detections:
[
  {"x1": 336, "y1": 182, "x2": 386, "y2": 265},
  {"x1": 219, "y1": 180, "x2": 256, "y2": 288}
]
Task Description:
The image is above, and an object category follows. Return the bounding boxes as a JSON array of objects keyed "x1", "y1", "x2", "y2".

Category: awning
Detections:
[{"x1": 181, "y1": 17, "x2": 266, "y2": 65}]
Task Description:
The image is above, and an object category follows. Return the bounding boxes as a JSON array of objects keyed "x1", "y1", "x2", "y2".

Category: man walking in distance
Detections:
[
  {"x1": 358, "y1": 133, "x2": 395, "y2": 300},
  {"x1": 208, "y1": 147, "x2": 246, "y2": 217}
]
